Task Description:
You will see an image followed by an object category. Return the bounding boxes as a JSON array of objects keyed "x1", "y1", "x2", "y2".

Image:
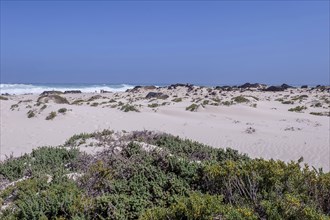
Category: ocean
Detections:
[{"x1": 0, "y1": 83, "x2": 136, "y2": 95}]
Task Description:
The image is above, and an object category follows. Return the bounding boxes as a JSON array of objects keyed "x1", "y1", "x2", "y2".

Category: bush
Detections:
[
  {"x1": 282, "y1": 100, "x2": 294, "y2": 104},
  {"x1": 121, "y1": 104, "x2": 139, "y2": 112},
  {"x1": 27, "y1": 110, "x2": 36, "y2": 118},
  {"x1": 172, "y1": 98, "x2": 182, "y2": 102},
  {"x1": 0, "y1": 131, "x2": 329, "y2": 219},
  {"x1": 0, "y1": 95, "x2": 8, "y2": 100},
  {"x1": 222, "y1": 101, "x2": 234, "y2": 106},
  {"x1": 148, "y1": 103, "x2": 159, "y2": 108},
  {"x1": 90, "y1": 102, "x2": 99, "y2": 107},
  {"x1": 186, "y1": 104, "x2": 199, "y2": 112},
  {"x1": 46, "y1": 111, "x2": 57, "y2": 120},
  {"x1": 58, "y1": 108, "x2": 67, "y2": 113},
  {"x1": 288, "y1": 106, "x2": 307, "y2": 112},
  {"x1": 71, "y1": 99, "x2": 84, "y2": 105},
  {"x1": 40, "y1": 104, "x2": 47, "y2": 111},
  {"x1": 232, "y1": 96, "x2": 249, "y2": 103}
]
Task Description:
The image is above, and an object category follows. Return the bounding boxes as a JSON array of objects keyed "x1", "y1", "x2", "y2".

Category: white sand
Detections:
[{"x1": 1, "y1": 87, "x2": 329, "y2": 171}]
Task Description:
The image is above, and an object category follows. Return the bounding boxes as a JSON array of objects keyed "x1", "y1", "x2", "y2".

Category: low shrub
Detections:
[
  {"x1": 0, "y1": 95, "x2": 8, "y2": 100},
  {"x1": 148, "y1": 103, "x2": 159, "y2": 108},
  {"x1": 282, "y1": 100, "x2": 294, "y2": 104},
  {"x1": 221, "y1": 101, "x2": 233, "y2": 106},
  {"x1": 172, "y1": 98, "x2": 182, "y2": 102},
  {"x1": 90, "y1": 102, "x2": 99, "y2": 107},
  {"x1": 40, "y1": 104, "x2": 47, "y2": 111},
  {"x1": 58, "y1": 108, "x2": 67, "y2": 113},
  {"x1": 186, "y1": 104, "x2": 199, "y2": 112},
  {"x1": 288, "y1": 106, "x2": 307, "y2": 112},
  {"x1": 27, "y1": 110, "x2": 36, "y2": 118},
  {"x1": 232, "y1": 96, "x2": 249, "y2": 103},
  {"x1": 46, "y1": 111, "x2": 57, "y2": 120},
  {"x1": 120, "y1": 104, "x2": 139, "y2": 112}
]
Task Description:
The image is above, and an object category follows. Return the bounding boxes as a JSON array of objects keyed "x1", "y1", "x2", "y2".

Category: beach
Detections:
[{"x1": 1, "y1": 84, "x2": 329, "y2": 171}]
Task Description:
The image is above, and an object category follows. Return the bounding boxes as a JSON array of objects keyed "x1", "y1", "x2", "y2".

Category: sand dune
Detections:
[{"x1": 0, "y1": 86, "x2": 329, "y2": 170}]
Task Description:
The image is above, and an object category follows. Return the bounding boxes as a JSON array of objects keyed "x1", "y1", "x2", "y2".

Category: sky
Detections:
[{"x1": 0, "y1": 0, "x2": 329, "y2": 85}]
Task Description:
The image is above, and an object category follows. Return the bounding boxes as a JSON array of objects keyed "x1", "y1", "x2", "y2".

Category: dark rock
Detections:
[
  {"x1": 40, "y1": 91, "x2": 63, "y2": 96},
  {"x1": 215, "y1": 86, "x2": 232, "y2": 91},
  {"x1": 168, "y1": 83, "x2": 194, "y2": 90},
  {"x1": 301, "y1": 85, "x2": 308, "y2": 89},
  {"x1": 280, "y1": 84, "x2": 295, "y2": 89},
  {"x1": 145, "y1": 92, "x2": 169, "y2": 99},
  {"x1": 100, "y1": 90, "x2": 112, "y2": 93},
  {"x1": 64, "y1": 90, "x2": 82, "y2": 94},
  {"x1": 128, "y1": 85, "x2": 156, "y2": 92}
]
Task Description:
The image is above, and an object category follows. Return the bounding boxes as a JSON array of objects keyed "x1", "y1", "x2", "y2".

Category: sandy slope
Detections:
[{"x1": 0, "y1": 87, "x2": 329, "y2": 170}]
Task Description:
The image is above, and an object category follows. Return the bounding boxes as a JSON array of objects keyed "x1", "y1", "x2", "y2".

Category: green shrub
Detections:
[
  {"x1": 27, "y1": 110, "x2": 36, "y2": 118},
  {"x1": 288, "y1": 106, "x2": 307, "y2": 112},
  {"x1": 58, "y1": 108, "x2": 67, "y2": 113},
  {"x1": 90, "y1": 102, "x2": 99, "y2": 107},
  {"x1": 186, "y1": 104, "x2": 199, "y2": 112},
  {"x1": 148, "y1": 103, "x2": 159, "y2": 108},
  {"x1": 10, "y1": 104, "x2": 19, "y2": 110},
  {"x1": 121, "y1": 104, "x2": 139, "y2": 112},
  {"x1": 310, "y1": 112, "x2": 330, "y2": 117},
  {"x1": 202, "y1": 100, "x2": 209, "y2": 105},
  {"x1": 71, "y1": 99, "x2": 84, "y2": 105},
  {"x1": 282, "y1": 100, "x2": 294, "y2": 104},
  {"x1": 232, "y1": 96, "x2": 249, "y2": 103},
  {"x1": 222, "y1": 101, "x2": 233, "y2": 106},
  {"x1": 40, "y1": 104, "x2": 47, "y2": 111},
  {"x1": 46, "y1": 111, "x2": 57, "y2": 120},
  {"x1": 275, "y1": 98, "x2": 284, "y2": 102},
  {"x1": 172, "y1": 98, "x2": 182, "y2": 102},
  {"x1": 1, "y1": 131, "x2": 329, "y2": 219},
  {"x1": 0, "y1": 95, "x2": 8, "y2": 100}
]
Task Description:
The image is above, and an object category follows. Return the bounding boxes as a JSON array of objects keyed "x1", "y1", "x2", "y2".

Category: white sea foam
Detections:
[{"x1": 0, "y1": 83, "x2": 135, "y2": 95}]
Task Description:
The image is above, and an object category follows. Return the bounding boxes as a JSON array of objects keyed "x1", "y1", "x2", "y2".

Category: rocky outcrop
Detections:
[
  {"x1": 128, "y1": 86, "x2": 157, "y2": 92},
  {"x1": 40, "y1": 91, "x2": 63, "y2": 96},
  {"x1": 145, "y1": 92, "x2": 169, "y2": 99},
  {"x1": 264, "y1": 84, "x2": 294, "y2": 92},
  {"x1": 64, "y1": 90, "x2": 82, "y2": 94}
]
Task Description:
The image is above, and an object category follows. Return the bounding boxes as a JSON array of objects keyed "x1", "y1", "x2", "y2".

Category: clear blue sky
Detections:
[{"x1": 1, "y1": 0, "x2": 329, "y2": 85}]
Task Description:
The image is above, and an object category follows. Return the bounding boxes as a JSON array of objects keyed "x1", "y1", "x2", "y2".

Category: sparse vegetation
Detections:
[
  {"x1": 0, "y1": 95, "x2": 8, "y2": 100},
  {"x1": 27, "y1": 110, "x2": 36, "y2": 118},
  {"x1": 120, "y1": 104, "x2": 139, "y2": 112},
  {"x1": 186, "y1": 103, "x2": 200, "y2": 112},
  {"x1": 71, "y1": 99, "x2": 84, "y2": 105},
  {"x1": 45, "y1": 111, "x2": 57, "y2": 120},
  {"x1": 275, "y1": 98, "x2": 284, "y2": 102},
  {"x1": 310, "y1": 112, "x2": 330, "y2": 117},
  {"x1": 40, "y1": 104, "x2": 47, "y2": 111},
  {"x1": 282, "y1": 100, "x2": 294, "y2": 104},
  {"x1": 58, "y1": 108, "x2": 67, "y2": 113},
  {"x1": 172, "y1": 97, "x2": 182, "y2": 102},
  {"x1": 148, "y1": 103, "x2": 159, "y2": 108},
  {"x1": 232, "y1": 96, "x2": 249, "y2": 103},
  {"x1": 288, "y1": 106, "x2": 307, "y2": 112},
  {"x1": 202, "y1": 100, "x2": 209, "y2": 105},
  {"x1": 291, "y1": 94, "x2": 308, "y2": 101},
  {"x1": 221, "y1": 101, "x2": 234, "y2": 106},
  {"x1": 10, "y1": 104, "x2": 19, "y2": 110},
  {"x1": 90, "y1": 102, "x2": 99, "y2": 107},
  {"x1": 0, "y1": 131, "x2": 329, "y2": 219}
]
